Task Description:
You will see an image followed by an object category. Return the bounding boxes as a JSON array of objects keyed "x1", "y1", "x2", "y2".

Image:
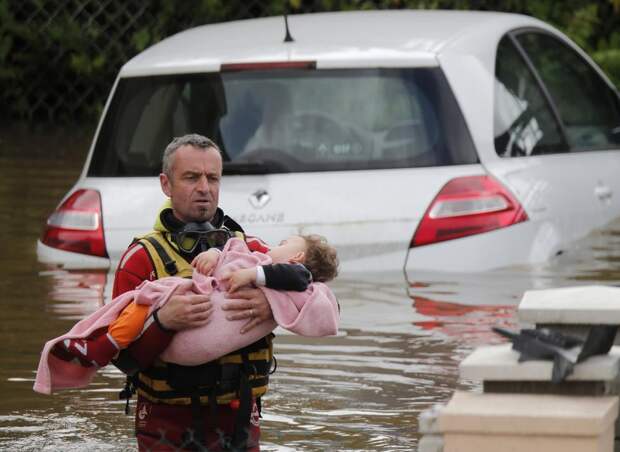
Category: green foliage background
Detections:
[{"x1": 1, "y1": 0, "x2": 619, "y2": 123}]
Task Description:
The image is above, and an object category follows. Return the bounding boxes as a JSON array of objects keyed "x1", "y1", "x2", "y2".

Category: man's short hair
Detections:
[
  {"x1": 162, "y1": 134, "x2": 221, "y2": 177},
  {"x1": 301, "y1": 234, "x2": 339, "y2": 283}
]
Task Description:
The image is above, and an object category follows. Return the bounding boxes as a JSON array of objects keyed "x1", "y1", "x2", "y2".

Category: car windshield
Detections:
[{"x1": 89, "y1": 68, "x2": 477, "y2": 176}]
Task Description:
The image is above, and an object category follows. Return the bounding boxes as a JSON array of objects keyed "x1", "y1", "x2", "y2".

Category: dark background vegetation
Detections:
[{"x1": 1, "y1": 0, "x2": 619, "y2": 124}]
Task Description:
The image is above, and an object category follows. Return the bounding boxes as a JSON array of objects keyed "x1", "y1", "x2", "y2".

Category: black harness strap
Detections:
[
  {"x1": 118, "y1": 376, "x2": 137, "y2": 415},
  {"x1": 189, "y1": 391, "x2": 205, "y2": 449},
  {"x1": 231, "y1": 351, "x2": 253, "y2": 450},
  {"x1": 144, "y1": 236, "x2": 179, "y2": 276},
  {"x1": 208, "y1": 387, "x2": 220, "y2": 450}
]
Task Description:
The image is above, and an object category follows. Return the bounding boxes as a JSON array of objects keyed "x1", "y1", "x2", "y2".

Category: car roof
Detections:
[{"x1": 120, "y1": 10, "x2": 546, "y2": 77}]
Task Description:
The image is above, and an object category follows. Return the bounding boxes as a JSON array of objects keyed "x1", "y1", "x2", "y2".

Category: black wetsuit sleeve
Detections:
[{"x1": 262, "y1": 263, "x2": 312, "y2": 291}]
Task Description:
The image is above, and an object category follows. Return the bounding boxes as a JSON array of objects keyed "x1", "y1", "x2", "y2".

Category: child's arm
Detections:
[
  {"x1": 191, "y1": 248, "x2": 221, "y2": 275},
  {"x1": 223, "y1": 263, "x2": 312, "y2": 293},
  {"x1": 51, "y1": 329, "x2": 120, "y2": 368},
  {"x1": 262, "y1": 263, "x2": 312, "y2": 291}
]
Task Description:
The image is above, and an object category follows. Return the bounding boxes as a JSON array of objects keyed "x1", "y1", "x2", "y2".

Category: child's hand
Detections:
[
  {"x1": 191, "y1": 249, "x2": 220, "y2": 276},
  {"x1": 221, "y1": 267, "x2": 257, "y2": 293}
]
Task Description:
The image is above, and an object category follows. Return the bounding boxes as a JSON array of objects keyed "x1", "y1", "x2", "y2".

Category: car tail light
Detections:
[
  {"x1": 411, "y1": 175, "x2": 528, "y2": 247},
  {"x1": 41, "y1": 189, "x2": 108, "y2": 257}
]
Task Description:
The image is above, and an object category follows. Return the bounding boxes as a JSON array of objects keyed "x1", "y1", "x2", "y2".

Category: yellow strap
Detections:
[
  {"x1": 138, "y1": 372, "x2": 268, "y2": 393},
  {"x1": 219, "y1": 349, "x2": 272, "y2": 364},
  {"x1": 233, "y1": 231, "x2": 245, "y2": 240},
  {"x1": 137, "y1": 386, "x2": 269, "y2": 406},
  {"x1": 137, "y1": 232, "x2": 193, "y2": 278}
]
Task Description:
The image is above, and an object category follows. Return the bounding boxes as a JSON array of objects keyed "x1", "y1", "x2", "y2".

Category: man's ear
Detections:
[
  {"x1": 290, "y1": 251, "x2": 305, "y2": 264},
  {"x1": 160, "y1": 173, "x2": 172, "y2": 197}
]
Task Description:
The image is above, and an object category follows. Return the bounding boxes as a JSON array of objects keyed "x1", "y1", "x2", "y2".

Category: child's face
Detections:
[{"x1": 267, "y1": 236, "x2": 307, "y2": 263}]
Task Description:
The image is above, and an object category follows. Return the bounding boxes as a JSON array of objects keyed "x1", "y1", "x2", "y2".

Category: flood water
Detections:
[{"x1": 1, "y1": 124, "x2": 620, "y2": 451}]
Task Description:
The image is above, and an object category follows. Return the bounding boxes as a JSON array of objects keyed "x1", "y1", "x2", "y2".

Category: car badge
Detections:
[{"x1": 249, "y1": 189, "x2": 270, "y2": 209}]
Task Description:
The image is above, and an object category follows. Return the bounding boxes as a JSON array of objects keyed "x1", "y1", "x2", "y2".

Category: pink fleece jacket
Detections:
[{"x1": 34, "y1": 238, "x2": 339, "y2": 394}]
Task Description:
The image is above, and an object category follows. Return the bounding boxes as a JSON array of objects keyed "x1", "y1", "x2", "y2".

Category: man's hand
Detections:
[
  {"x1": 220, "y1": 267, "x2": 257, "y2": 293},
  {"x1": 222, "y1": 288, "x2": 273, "y2": 334},
  {"x1": 156, "y1": 293, "x2": 213, "y2": 331},
  {"x1": 191, "y1": 249, "x2": 220, "y2": 276}
]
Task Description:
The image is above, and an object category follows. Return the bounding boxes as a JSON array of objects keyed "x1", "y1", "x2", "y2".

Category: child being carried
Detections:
[{"x1": 34, "y1": 234, "x2": 340, "y2": 394}]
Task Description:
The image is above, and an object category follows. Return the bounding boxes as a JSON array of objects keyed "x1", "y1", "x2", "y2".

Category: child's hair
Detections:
[{"x1": 300, "y1": 234, "x2": 339, "y2": 283}]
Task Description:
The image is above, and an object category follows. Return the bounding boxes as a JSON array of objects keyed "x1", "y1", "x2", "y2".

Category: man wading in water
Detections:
[{"x1": 112, "y1": 134, "x2": 277, "y2": 451}]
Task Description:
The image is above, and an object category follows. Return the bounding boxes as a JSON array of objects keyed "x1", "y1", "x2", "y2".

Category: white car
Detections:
[{"x1": 37, "y1": 10, "x2": 620, "y2": 274}]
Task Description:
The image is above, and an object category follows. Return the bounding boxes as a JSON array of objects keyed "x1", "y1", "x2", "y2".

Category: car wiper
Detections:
[{"x1": 223, "y1": 160, "x2": 289, "y2": 175}]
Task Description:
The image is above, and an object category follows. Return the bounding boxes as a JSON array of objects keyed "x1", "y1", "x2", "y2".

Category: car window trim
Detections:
[
  {"x1": 510, "y1": 27, "x2": 620, "y2": 154},
  {"x1": 506, "y1": 28, "x2": 570, "y2": 153}
]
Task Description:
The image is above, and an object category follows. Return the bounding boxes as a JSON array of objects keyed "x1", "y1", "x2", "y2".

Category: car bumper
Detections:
[
  {"x1": 37, "y1": 240, "x2": 111, "y2": 270},
  {"x1": 405, "y1": 219, "x2": 561, "y2": 274}
]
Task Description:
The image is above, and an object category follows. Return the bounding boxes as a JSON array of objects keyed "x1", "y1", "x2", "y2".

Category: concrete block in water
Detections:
[
  {"x1": 460, "y1": 344, "x2": 620, "y2": 387},
  {"x1": 519, "y1": 285, "x2": 620, "y2": 325},
  {"x1": 418, "y1": 404, "x2": 445, "y2": 452},
  {"x1": 440, "y1": 391, "x2": 618, "y2": 452}
]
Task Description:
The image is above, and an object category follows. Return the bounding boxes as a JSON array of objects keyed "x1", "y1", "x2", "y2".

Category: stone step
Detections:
[
  {"x1": 519, "y1": 285, "x2": 620, "y2": 325},
  {"x1": 440, "y1": 391, "x2": 618, "y2": 452},
  {"x1": 460, "y1": 344, "x2": 620, "y2": 384}
]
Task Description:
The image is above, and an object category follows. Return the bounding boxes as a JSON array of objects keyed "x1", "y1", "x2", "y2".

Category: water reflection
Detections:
[
  {"x1": 405, "y1": 220, "x2": 620, "y2": 349},
  {"x1": 1, "y1": 124, "x2": 620, "y2": 451},
  {"x1": 42, "y1": 270, "x2": 108, "y2": 320},
  {"x1": 411, "y1": 296, "x2": 517, "y2": 344}
]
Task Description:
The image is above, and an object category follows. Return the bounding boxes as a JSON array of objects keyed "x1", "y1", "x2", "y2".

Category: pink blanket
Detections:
[{"x1": 34, "y1": 239, "x2": 339, "y2": 394}]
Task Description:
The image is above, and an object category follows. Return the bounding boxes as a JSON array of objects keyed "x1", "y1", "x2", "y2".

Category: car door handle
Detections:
[{"x1": 594, "y1": 184, "x2": 613, "y2": 201}]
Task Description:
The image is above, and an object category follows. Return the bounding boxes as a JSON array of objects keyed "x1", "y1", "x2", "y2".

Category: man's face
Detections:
[{"x1": 160, "y1": 145, "x2": 223, "y2": 223}]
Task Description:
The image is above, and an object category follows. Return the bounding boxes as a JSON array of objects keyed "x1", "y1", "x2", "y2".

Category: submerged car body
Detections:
[{"x1": 38, "y1": 10, "x2": 620, "y2": 274}]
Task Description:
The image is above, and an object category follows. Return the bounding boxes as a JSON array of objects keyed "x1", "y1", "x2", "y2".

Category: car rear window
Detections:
[{"x1": 88, "y1": 68, "x2": 478, "y2": 176}]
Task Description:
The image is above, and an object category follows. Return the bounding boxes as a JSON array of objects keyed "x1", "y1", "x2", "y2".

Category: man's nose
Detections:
[{"x1": 196, "y1": 175, "x2": 209, "y2": 192}]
